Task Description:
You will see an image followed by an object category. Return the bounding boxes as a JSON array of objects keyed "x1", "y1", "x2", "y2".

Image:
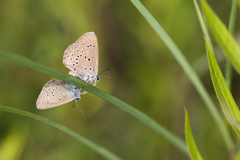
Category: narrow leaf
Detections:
[
  {"x1": 130, "y1": 0, "x2": 234, "y2": 150},
  {"x1": 201, "y1": 0, "x2": 240, "y2": 74},
  {"x1": 0, "y1": 50, "x2": 188, "y2": 155},
  {"x1": 185, "y1": 107, "x2": 203, "y2": 160},
  {"x1": 204, "y1": 36, "x2": 240, "y2": 137},
  {"x1": 192, "y1": 0, "x2": 214, "y2": 54},
  {"x1": 0, "y1": 105, "x2": 122, "y2": 160}
]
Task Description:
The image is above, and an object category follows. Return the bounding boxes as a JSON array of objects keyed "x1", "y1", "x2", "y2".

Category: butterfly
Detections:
[
  {"x1": 36, "y1": 80, "x2": 82, "y2": 109},
  {"x1": 63, "y1": 32, "x2": 100, "y2": 85},
  {"x1": 37, "y1": 32, "x2": 99, "y2": 110}
]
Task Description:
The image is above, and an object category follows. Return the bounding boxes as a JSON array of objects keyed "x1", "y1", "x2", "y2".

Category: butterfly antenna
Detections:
[
  {"x1": 98, "y1": 68, "x2": 110, "y2": 79},
  {"x1": 99, "y1": 75, "x2": 110, "y2": 79},
  {"x1": 99, "y1": 68, "x2": 110, "y2": 75},
  {"x1": 75, "y1": 99, "x2": 84, "y2": 114}
]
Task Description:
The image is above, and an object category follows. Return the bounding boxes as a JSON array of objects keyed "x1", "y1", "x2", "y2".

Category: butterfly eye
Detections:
[{"x1": 97, "y1": 76, "x2": 100, "y2": 81}]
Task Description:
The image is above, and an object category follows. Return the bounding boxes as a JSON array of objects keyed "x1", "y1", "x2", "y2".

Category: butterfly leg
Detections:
[{"x1": 82, "y1": 91, "x2": 88, "y2": 95}]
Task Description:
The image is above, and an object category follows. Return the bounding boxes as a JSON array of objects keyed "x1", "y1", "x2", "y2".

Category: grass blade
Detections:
[
  {"x1": 204, "y1": 36, "x2": 240, "y2": 137},
  {"x1": 184, "y1": 107, "x2": 203, "y2": 160},
  {"x1": 0, "y1": 105, "x2": 122, "y2": 160},
  {"x1": 192, "y1": 0, "x2": 214, "y2": 54},
  {"x1": 225, "y1": 0, "x2": 237, "y2": 89},
  {"x1": 130, "y1": 0, "x2": 234, "y2": 150},
  {"x1": 200, "y1": 0, "x2": 240, "y2": 74},
  {"x1": 0, "y1": 50, "x2": 188, "y2": 155}
]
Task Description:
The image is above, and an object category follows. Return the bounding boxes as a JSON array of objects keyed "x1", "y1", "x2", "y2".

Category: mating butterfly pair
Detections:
[{"x1": 37, "y1": 32, "x2": 99, "y2": 109}]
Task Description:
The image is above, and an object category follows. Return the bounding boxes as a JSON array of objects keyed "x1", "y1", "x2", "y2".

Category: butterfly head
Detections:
[
  {"x1": 96, "y1": 76, "x2": 100, "y2": 82},
  {"x1": 72, "y1": 86, "x2": 82, "y2": 101}
]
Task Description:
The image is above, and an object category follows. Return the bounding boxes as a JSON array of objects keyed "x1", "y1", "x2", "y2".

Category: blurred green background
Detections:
[{"x1": 0, "y1": 0, "x2": 240, "y2": 159}]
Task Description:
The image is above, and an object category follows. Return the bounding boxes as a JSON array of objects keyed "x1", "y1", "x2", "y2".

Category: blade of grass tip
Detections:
[
  {"x1": 192, "y1": 0, "x2": 214, "y2": 55},
  {"x1": 0, "y1": 105, "x2": 122, "y2": 160},
  {"x1": 130, "y1": 0, "x2": 234, "y2": 150},
  {"x1": 0, "y1": 50, "x2": 188, "y2": 155},
  {"x1": 200, "y1": 0, "x2": 240, "y2": 74},
  {"x1": 225, "y1": 0, "x2": 237, "y2": 89},
  {"x1": 184, "y1": 107, "x2": 203, "y2": 160},
  {"x1": 204, "y1": 36, "x2": 240, "y2": 137}
]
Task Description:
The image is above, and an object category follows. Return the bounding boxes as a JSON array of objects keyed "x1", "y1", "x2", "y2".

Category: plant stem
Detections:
[
  {"x1": 225, "y1": 0, "x2": 237, "y2": 89},
  {"x1": 130, "y1": 0, "x2": 234, "y2": 150},
  {"x1": 0, "y1": 50, "x2": 189, "y2": 155},
  {"x1": 0, "y1": 105, "x2": 122, "y2": 160}
]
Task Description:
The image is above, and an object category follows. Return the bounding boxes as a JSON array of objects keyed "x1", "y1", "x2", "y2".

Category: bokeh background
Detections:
[{"x1": 0, "y1": 0, "x2": 240, "y2": 159}]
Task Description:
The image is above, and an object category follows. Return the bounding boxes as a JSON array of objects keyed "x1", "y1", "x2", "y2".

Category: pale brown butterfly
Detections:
[
  {"x1": 37, "y1": 80, "x2": 82, "y2": 110},
  {"x1": 63, "y1": 32, "x2": 100, "y2": 85}
]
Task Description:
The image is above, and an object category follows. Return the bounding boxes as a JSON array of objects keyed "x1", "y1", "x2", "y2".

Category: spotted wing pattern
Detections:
[
  {"x1": 63, "y1": 32, "x2": 99, "y2": 83},
  {"x1": 37, "y1": 80, "x2": 81, "y2": 109}
]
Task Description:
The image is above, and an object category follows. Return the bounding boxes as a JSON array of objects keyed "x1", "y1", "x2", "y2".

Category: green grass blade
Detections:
[
  {"x1": 184, "y1": 107, "x2": 203, "y2": 160},
  {"x1": 0, "y1": 50, "x2": 188, "y2": 155},
  {"x1": 228, "y1": 1, "x2": 237, "y2": 35},
  {"x1": 192, "y1": 0, "x2": 214, "y2": 54},
  {"x1": 200, "y1": 0, "x2": 240, "y2": 74},
  {"x1": 130, "y1": 0, "x2": 234, "y2": 150},
  {"x1": 0, "y1": 105, "x2": 122, "y2": 160},
  {"x1": 225, "y1": 0, "x2": 237, "y2": 89},
  {"x1": 204, "y1": 36, "x2": 240, "y2": 137}
]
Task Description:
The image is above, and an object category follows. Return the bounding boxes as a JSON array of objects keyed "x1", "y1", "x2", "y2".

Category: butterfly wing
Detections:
[
  {"x1": 75, "y1": 32, "x2": 99, "y2": 78},
  {"x1": 37, "y1": 80, "x2": 80, "y2": 109},
  {"x1": 63, "y1": 32, "x2": 99, "y2": 83}
]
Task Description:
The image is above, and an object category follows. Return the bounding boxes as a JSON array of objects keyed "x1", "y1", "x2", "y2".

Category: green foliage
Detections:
[
  {"x1": 201, "y1": 0, "x2": 240, "y2": 74},
  {"x1": 0, "y1": 0, "x2": 239, "y2": 159},
  {"x1": 185, "y1": 107, "x2": 203, "y2": 160},
  {"x1": 0, "y1": 50, "x2": 188, "y2": 155},
  {"x1": 131, "y1": 0, "x2": 233, "y2": 150},
  {"x1": 0, "y1": 105, "x2": 122, "y2": 160},
  {"x1": 204, "y1": 36, "x2": 240, "y2": 137}
]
